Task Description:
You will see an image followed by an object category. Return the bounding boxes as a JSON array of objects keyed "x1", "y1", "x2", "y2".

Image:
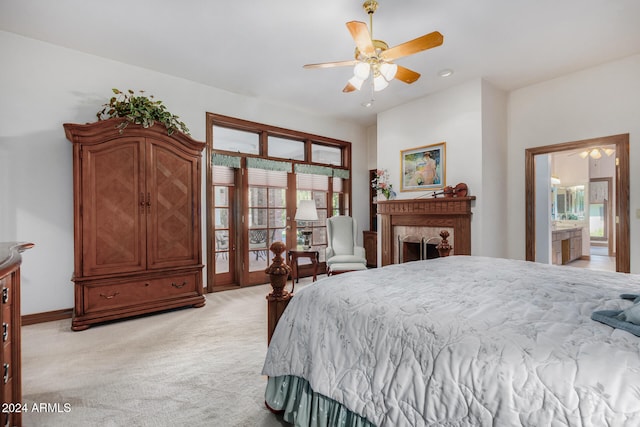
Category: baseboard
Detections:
[{"x1": 22, "y1": 308, "x2": 73, "y2": 326}]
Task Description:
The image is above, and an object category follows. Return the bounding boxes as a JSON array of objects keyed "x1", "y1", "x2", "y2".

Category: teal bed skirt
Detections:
[{"x1": 265, "y1": 375, "x2": 376, "y2": 427}]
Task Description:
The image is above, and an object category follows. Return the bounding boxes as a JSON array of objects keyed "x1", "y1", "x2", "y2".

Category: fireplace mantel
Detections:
[{"x1": 376, "y1": 197, "x2": 475, "y2": 266}]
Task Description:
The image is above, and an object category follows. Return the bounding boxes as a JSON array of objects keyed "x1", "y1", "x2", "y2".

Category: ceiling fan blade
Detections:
[
  {"x1": 342, "y1": 82, "x2": 357, "y2": 93},
  {"x1": 395, "y1": 65, "x2": 421, "y2": 84},
  {"x1": 346, "y1": 21, "x2": 375, "y2": 56},
  {"x1": 303, "y1": 60, "x2": 358, "y2": 69},
  {"x1": 381, "y1": 31, "x2": 444, "y2": 62}
]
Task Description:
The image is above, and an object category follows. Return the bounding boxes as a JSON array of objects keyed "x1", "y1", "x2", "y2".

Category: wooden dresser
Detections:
[
  {"x1": 64, "y1": 119, "x2": 206, "y2": 331},
  {"x1": 0, "y1": 242, "x2": 33, "y2": 427}
]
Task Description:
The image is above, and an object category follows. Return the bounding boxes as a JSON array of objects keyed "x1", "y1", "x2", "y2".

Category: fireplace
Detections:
[
  {"x1": 376, "y1": 197, "x2": 475, "y2": 266},
  {"x1": 399, "y1": 236, "x2": 442, "y2": 263}
]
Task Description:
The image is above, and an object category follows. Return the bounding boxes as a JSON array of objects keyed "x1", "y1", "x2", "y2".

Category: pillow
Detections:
[
  {"x1": 620, "y1": 293, "x2": 640, "y2": 303},
  {"x1": 616, "y1": 302, "x2": 640, "y2": 325}
]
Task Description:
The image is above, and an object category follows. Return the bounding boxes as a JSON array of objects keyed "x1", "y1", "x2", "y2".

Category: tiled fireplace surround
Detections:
[{"x1": 376, "y1": 197, "x2": 475, "y2": 266}]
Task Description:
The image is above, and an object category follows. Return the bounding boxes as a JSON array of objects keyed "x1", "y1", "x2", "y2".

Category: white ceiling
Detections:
[{"x1": 2, "y1": 0, "x2": 640, "y2": 126}]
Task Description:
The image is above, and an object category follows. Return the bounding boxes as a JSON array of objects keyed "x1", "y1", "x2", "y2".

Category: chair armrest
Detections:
[
  {"x1": 326, "y1": 246, "x2": 335, "y2": 260},
  {"x1": 354, "y1": 246, "x2": 366, "y2": 259}
]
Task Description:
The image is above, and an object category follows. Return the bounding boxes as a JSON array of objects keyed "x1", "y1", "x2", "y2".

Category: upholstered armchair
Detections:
[{"x1": 325, "y1": 216, "x2": 367, "y2": 274}]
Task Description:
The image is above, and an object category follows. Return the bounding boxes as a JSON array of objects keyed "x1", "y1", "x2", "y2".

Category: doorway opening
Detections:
[{"x1": 525, "y1": 134, "x2": 629, "y2": 273}]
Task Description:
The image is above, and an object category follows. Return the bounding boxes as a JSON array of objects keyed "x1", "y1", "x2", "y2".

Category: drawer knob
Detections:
[
  {"x1": 171, "y1": 281, "x2": 187, "y2": 289},
  {"x1": 3, "y1": 363, "x2": 8, "y2": 384},
  {"x1": 99, "y1": 292, "x2": 120, "y2": 300},
  {"x1": 2, "y1": 287, "x2": 8, "y2": 304},
  {"x1": 2, "y1": 323, "x2": 7, "y2": 342}
]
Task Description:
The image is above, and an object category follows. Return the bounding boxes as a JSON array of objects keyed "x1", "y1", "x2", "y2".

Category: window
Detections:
[
  {"x1": 312, "y1": 143, "x2": 342, "y2": 166},
  {"x1": 268, "y1": 136, "x2": 305, "y2": 161},
  {"x1": 213, "y1": 125, "x2": 260, "y2": 154},
  {"x1": 206, "y1": 113, "x2": 352, "y2": 290}
]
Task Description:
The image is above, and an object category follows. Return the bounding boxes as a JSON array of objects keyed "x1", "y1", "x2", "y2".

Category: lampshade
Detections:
[
  {"x1": 373, "y1": 74, "x2": 389, "y2": 91},
  {"x1": 578, "y1": 147, "x2": 615, "y2": 159},
  {"x1": 294, "y1": 200, "x2": 318, "y2": 222},
  {"x1": 354, "y1": 62, "x2": 371, "y2": 80},
  {"x1": 348, "y1": 75, "x2": 366, "y2": 91},
  {"x1": 379, "y1": 62, "x2": 397, "y2": 81}
]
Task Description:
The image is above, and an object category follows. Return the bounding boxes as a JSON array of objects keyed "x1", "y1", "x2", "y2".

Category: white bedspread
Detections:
[{"x1": 262, "y1": 256, "x2": 640, "y2": 426}]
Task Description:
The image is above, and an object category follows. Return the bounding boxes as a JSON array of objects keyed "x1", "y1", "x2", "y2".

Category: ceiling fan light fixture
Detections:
[
  {"x1": 373, "y1": 74, "x2": 389, "y2": 91},
  {"x1": 354, "y1": 62, "x2": 371, "y2": 80},
  {"x1": 603, "y1": 148, "x2": 615, "y2": 156},
  {"x1": 379, "y1": 62, "x2": 397, "y2": 81},
  {"x1": 578, "y1": 151, "x2": 590, "y2": 159},
  {"x1": 590, "y1": 149, "x2": 602, "y2": 159}
]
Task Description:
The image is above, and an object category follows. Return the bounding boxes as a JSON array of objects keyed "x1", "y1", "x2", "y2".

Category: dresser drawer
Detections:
[
  {"x1": 149, "y1": 274, "x2": 198, "y2": 300},
  {"x1": 84, "y1": 273, "x2": 198, "y2": 314}
]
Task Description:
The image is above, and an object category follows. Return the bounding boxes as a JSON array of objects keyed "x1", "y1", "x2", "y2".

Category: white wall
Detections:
[
  {"x1": 376, "y1": 79, "x2": 508, "y2": 257},
  {"x1": 366, "y1": 124, "x2": 377, "y2": 170},
  {"x1": 0, "y1": 31, "x2": 368, "y2": 315},
  {"x1": 480, "y1": 80, "x2": 509, "y2": 258},
  {"x1": 507, "y1": 53, "x2": 640, "y2": 271}
]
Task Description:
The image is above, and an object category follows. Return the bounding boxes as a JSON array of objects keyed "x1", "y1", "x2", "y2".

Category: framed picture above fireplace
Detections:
[{"x1": 400, "y1": 142, "x2": 446, "y2": 191}]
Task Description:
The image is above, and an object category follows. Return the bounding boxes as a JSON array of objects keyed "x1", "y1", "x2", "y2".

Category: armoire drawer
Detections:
[{"x1": 84, "y1": 273, "x2": 198, "y2": 313}]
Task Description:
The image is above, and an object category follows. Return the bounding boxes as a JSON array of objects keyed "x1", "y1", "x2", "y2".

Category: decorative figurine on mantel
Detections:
[
  {"x1": 436, "y1": 230, "x2": 452, "y2": 257},
  {"x1": 265, "y1": 241, "x2": 292, "y2": 344}
]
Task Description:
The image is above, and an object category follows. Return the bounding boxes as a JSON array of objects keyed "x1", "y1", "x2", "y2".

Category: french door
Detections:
[
  {"x1": 245, "y1": 169, "x2": 290, "y2": 285},
  {"x1": 210, "y1": 166, "x2": 236, "y2": 289}
]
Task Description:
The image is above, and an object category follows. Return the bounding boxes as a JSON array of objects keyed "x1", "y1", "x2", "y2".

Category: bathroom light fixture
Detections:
[{"x1": 578, "y1": 147, "x2": 615, "y2": 159}]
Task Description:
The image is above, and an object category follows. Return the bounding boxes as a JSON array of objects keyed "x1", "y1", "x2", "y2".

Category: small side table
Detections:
[{"x1": 289, "y1": 249, "x2": 319, "y2": 285}]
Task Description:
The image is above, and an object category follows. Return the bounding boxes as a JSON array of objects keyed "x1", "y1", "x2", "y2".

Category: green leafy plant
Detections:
[{"x1": 96, "y1": 88, "x2": 190, "y2": 135}]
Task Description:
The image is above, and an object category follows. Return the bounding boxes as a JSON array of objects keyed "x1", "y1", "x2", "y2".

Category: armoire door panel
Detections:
[
  {"x1": 146, "y1": 141, "x2": 200, "y2": 269},
  {"x1": 81, "y1": 139, "x2": 146, "y2": 276}
]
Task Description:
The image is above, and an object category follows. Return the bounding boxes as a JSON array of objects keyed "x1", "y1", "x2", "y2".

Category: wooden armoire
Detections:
[{"x1": 64, "y1": 118, "x2": 206, "y2": 331}]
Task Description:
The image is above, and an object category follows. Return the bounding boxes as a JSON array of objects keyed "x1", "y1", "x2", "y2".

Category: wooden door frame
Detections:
[{"x1": 525, "y1": 134, "x2": 629, "y2": 272}]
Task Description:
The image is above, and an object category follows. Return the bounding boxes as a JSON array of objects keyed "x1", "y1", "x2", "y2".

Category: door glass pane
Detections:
[
  {"x1": 214, "y1": 221, "x2": 229, "y2": 273},
  {"x1": 249, "y1": 208, "x2": 268, "y2": 228},
  {"x1": 215, "y1": 208, "x2": 228, "y2": 227},
  {"x1": 214, "y1": 187, "x2": 229, "y2": 206},
  {"x1": 268, "y1": 188, "x2": 286, "y2": 207},
  {"x1": 590, "y1": 204, "x2": 605, "y2": 238},
  {"x1": 269, "y1": 209, "x2": 286, "y2": 228}
]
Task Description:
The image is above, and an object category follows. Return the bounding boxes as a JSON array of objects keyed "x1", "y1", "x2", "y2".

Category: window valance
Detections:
[
  {"x1": 247, "y1": 157, "x2": 293, "y2": 172},
  {"x1": 211, "y1": 153, "x2": 241, "y2": 168}
]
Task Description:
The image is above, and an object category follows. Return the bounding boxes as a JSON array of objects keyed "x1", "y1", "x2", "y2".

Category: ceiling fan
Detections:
[{"x1": 303, "y1": 0, "x2": 444, "y2": 93}]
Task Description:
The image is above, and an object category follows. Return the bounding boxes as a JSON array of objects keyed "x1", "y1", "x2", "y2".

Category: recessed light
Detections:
[{"x1": 438, "y1": 69, "x2": 454, "y2": 78}]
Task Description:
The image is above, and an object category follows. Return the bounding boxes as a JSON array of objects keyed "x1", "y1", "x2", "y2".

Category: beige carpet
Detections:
[{"x1": 21, "y1": 279, "x2": 316, "y2": 427}]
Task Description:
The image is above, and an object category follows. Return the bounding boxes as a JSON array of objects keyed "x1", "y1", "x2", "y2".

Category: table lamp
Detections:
[{"x1": 294, "y1": 200, "x2": 318, "y2": 250}]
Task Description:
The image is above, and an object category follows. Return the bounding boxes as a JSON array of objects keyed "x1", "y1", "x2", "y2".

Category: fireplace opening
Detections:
[{"x1": 399, "y1": 236, "x2": 442, "y2": 263}]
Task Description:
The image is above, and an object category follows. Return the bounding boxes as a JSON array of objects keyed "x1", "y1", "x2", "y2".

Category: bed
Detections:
[{"x1": 262, "y1": 256, "x2": 640, "y2": 426}]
